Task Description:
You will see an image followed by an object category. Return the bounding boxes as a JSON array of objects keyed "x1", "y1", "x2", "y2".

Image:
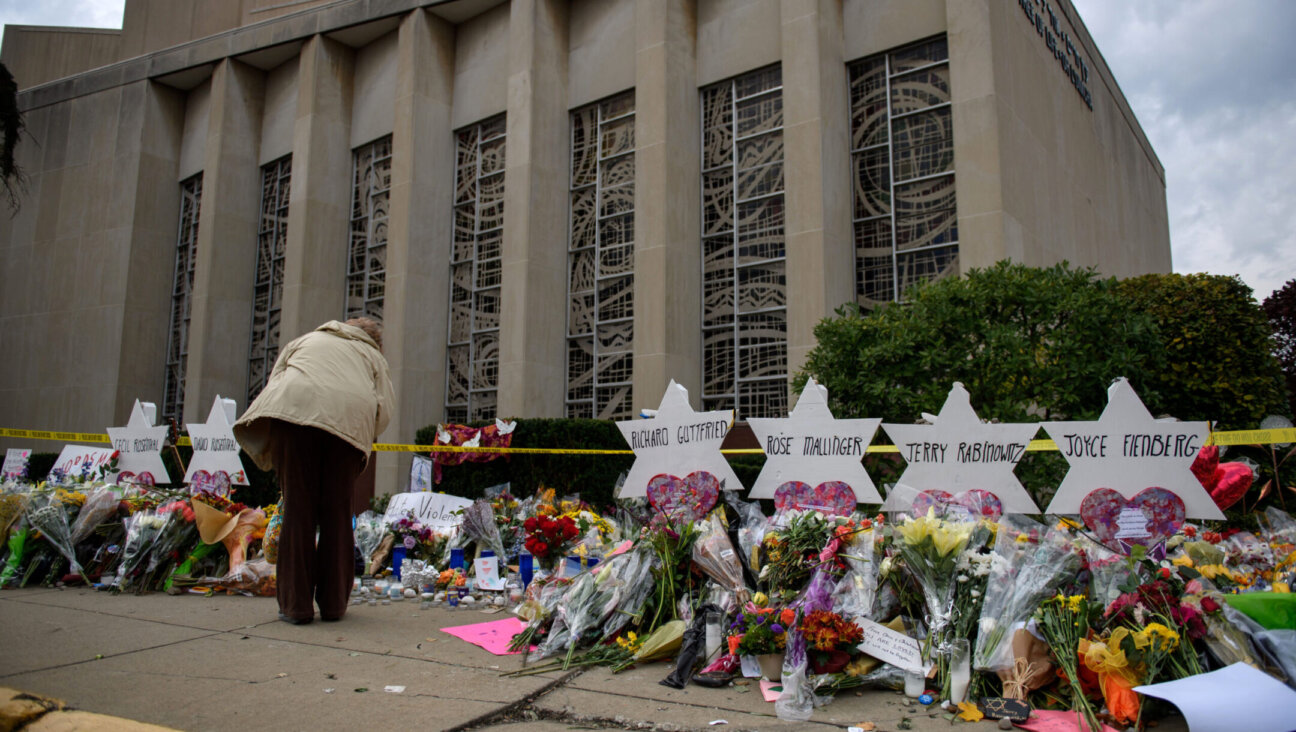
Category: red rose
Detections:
[
  {"x1": 533, "y1": 541, "x2": 549, "y2": 556},
  {"x1": 1183, "y1": 526, "x2": 1197, "y2": 539},
  {"x1": 1201, "y1": 596, "x2": 1221, "y2": 614},
  {"x1": 524, "y1": 517, "x2": 538, "y2": 532},
  {"x1": 1158, "y1": 567, "x2": 1171, "y2": 579}
]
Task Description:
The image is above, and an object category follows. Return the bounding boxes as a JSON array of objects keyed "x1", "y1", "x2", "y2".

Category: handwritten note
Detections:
[
  {"x1": 382, "y1": 491, "x2": 473, "y2": 528},
  {"x1": 1114, "y1": 507, "x2": 1151, "y2": 540},
  {"x1": 856, "y1": 618, "x2": 930, "y2": 674},
  {"x1": 474, "y1": 555, "x2": 504, "y2": 590},
  {"x1": 2, "y1": 448, "x2": 30, "y2": 480},
  {"x1": 440, "y1": 618, "x2": 530, "y2": 655}
]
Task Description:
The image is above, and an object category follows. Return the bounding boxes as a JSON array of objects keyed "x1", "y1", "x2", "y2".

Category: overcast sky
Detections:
[{"x1": 1, "y1": 0, "x2": 1292, "y2": 302}]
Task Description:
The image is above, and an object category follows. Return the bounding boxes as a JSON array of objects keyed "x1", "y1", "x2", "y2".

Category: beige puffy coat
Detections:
[{"x1": 234, "y1": 321, "x2": 394, "y2": 470}]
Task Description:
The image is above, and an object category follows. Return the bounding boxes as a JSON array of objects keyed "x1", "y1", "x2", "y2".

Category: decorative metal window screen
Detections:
[
  {"x1": 445, "y1": 116, "x2": 506, "y2": 423},
  {"x1": 849, "y1": 36, "x2": 959, "y2": 308},
  {"x1": 567, "y1": 91, "x2": 635, "y2": 420},
  {"x1": 162, "y1": 173, "x2": 203, "y2": 424},
  {"x1": 246, "y1": 155, "x2": 291, "y2": 404},
  {"x1": 700, "y1": 66, "x2": 788, "y2": 419},
  {"x1": 346, "y1": 135, "x2": 392, "y2": 322}
]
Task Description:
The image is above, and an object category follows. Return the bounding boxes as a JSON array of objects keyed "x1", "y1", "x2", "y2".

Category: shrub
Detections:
[
  {"x1": 1262, "y1": 278, "x2": 1296, "y2": 416},
  {"x1": 1117, "y1": 273, "x2": 1289, "y2": 428}
]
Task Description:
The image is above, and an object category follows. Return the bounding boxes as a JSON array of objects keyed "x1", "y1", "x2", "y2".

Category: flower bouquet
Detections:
[
  {"x1": 112, "y1": 509, "x2": 168, "y2": 591},
  {"x1": 800, "y1": 609, "x2": 863, "y2": 674},
  {"x1": 354, "y1": 510, "x2": 387, "y2": 575},
  {"x1": 1036, "y1": 594, "x2": 1102, "y2": 732},
  {"x1": 758, "y1": 510, "x2": 836, "y2": 603},
  {"x1": 523, "y1": 514, "x2": 579, "y2": 570},
  {"x1": 460, "y1": 499, "x2": 508, "y2": 561},
  {"x1": 692, "y1": 513, "x2": 750, "y2": 606},
  {"x1": 24, "y1": 489, "x2": 83, "y2": 577},
  {"x1": 728, "y1": 605, "x2": 795, "y2": 678},
  {"x1": 892, "y1": 508, "x2": 973, "y2": 675},
  {"x1": 974, "y1": 516, "x2": 1082, "y2": 673}
]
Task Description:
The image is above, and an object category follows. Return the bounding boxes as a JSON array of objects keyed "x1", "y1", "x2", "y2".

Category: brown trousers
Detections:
[{"x1": 273, "y1": 421, "x2": 364, "y2": 621}]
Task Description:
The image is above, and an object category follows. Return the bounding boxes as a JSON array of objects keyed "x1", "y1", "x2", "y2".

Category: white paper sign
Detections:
[
  {"x1": 50, "y1": 445, "x2": 117, "y2": 481},
  {"x1": 382, "y1": 491, "x2": 473, "y2": 528},
  {"x1": 1114, "y1": 507, "x2": 1153, "y2": 540},
  {"x1": 185, "y1": 396, "x2": 249, "y2": 486},
  {"x1": 746, "y1": 379, "x2": 882, "y2": 503},
  {"x1": 881, "y1": 383, "x2": 1041, "y2": 513},
  {"x1": 739, "y1": 655, "x2": 762, "y2": 678},
  {"x1": 1135, "y1": 663, "x2": 1296, "y2": 732},
  {"x1": 473, "y1": 555, "x2": 505, "y2": 590},
  {"x1": 2, "y1": 449, "x2": 31, "y2": 480},
  {"x1": 106, "y1": 400, "x2": 171, "y2": 484},
  {"x1": 1043, "y1": 378, "x2": 1220, "y2": 519},
  {"x1": 615, "y1": 380, "x2": 742, "y2": 498},
  {"x1": 409, "y1": 455, "x2": 433, "y2": 492},
  {"x1": 855, "y1": 618, "x2": 931, "y2": 674}
]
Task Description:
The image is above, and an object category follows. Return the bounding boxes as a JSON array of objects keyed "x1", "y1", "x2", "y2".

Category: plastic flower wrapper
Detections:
[
  {"x1": 24, "y1": 489, "x2": 83, "y2": 577},
  {"x1": 220, "y1": 555, "x2": 277, "y2": 596},
  {"x1": 974, "y1": 515, "x2": 1082, "y2": 672},
  {"x1": 112, "y1": 509, "x2": 168, "y2": 590},
  {"x1": 692, "y1": 513, "x2": 749, "y2": 605},
  {"x1": 537, "y1": 558, "x2": 626, "y2": 667},
  {"x1": 1086, "y1": 537, "x2": 1136, "y2": 609},
  {"x1": 460, "y1": 498, "x2": 507, "y2": 560},
  {"x1": 829, "y1": 518, "x2": 880, "y2": 621},
  {"x1": 891, "y1": 506, "x2": 973, "y2": 660},
  {"x1": 724, "y1": 490, "x2": 769, "y2": 574},
  {"x1": 598, "y1": 545, "x2": 658, "y2": 640},
  {"x1": 775, "y1": 618, "x2": 833, "y2": 722},
  {"x1": 627, "y1": 618, "x2": 685, "y2": 669},
  {"x1": 70, "y1": 484, "x2": 121, "y2": 546},
  {"x1": 138, "y1": 501, "x2": 198, "y2": 590}
]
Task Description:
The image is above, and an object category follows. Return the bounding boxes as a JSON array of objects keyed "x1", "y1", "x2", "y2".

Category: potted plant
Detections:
[
  {"x1": 799, "y1": 609, "x2": 864, "y2": 674},
  {"x1": 727, "y1": 606, "x2": 796, "y2": 680}
]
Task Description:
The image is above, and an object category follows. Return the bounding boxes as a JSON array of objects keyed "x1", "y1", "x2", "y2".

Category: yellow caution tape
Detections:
[{"x1": 3, "y1": 426, "x2": 1292, "y2": 455}]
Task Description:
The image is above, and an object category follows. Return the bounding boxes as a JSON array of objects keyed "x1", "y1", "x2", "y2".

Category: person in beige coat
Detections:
[{"x1": 234, "y1": 318, "x2": 394, "y2": 624}]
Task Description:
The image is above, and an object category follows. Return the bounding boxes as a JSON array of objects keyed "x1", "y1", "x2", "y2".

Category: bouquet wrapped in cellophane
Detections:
[{"x1": 692, "y1": 513, "x2": 749, "y2": 607}]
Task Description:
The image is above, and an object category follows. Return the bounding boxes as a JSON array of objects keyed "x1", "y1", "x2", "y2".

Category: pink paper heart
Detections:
[
  {"x1": 912, "y1": 489, "x2": 1003, "y2": 520},
  {"x1": 190, "y1": 469, "x2": 232, "y2": 497},
  {"x1": 647, "y1": 471, "x2": 720, "y2": 522},
  {"x1": 1080, "y1": 487, "x2": 1185, "y2": 548},
  {"x1": 773, "y1": 481, "x2": 856, "y2": 516}
]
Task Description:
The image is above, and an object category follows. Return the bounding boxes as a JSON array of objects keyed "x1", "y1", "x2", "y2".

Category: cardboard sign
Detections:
[
  {"x1": 1043, "y1": 378, "x2": 1220, "y2": 519},
  {"x1": 882, "y1": 383, "x2": 1041, "y2": 513},
  {"x1": 106, "y1": 400, "x2": 171, "y2": 485},
  {"x1": 855, "y1": 618, "x2": 931, "y2": 674},
  {"x1": 382, "y1": 491, "x2": 473, "y2": 528},
  {"x1": 185, "y1": 396, "x2": 248, "y2": 487},
  {"x1": 474, "y1": 555, "x2": 504, "y2": 590},
  {"x1": 50, "y1": 445, "x2": 117, "y2": 481},
  {"x1": 615, "y1": 380, "x2": 741, "y2": 498},
  {"x1": 747, "y1": 379, "x2": 882, "y2": 503},
  {"x1": 2, "y1": 448, "x2": 30, "y2": 480},
  {"x1": 409, "y1": 455, "x2": 433, "y2": 492},
  {"x1": 440, "y1": 618, "x2": 529, "y2": 655}
]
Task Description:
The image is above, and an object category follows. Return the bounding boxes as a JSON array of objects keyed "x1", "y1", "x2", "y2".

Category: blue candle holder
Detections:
[{"x1": 519, "y1": 553, "x2": 534, "y2": 587}]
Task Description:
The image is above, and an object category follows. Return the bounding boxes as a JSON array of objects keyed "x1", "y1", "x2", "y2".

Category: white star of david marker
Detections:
[
  {"x1": 882, "y1": 383, "x2": 1041, "y2": 513},
  {"x1": 106, "y1": 400, "x2": 171, "y2": 483},
  {"x1": 1044, "y1": 377, "x2": 1220, "y2": 519},
  {"x1": 615, "y1": 380, "x2": 741, "y2": 498},
  {"x1": 185, "y1": 396, "x2": 249, "y2": 486},
  {"x1": 746, "y1": 379, "x2": 882, "y2": 503}
]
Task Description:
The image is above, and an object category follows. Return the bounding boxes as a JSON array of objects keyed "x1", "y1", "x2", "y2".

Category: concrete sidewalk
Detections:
[{"x1": 0, "y1": 587, "x2": 1186, "y2": 731}]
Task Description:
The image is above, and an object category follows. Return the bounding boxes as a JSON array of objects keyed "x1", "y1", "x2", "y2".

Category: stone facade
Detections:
[{"x1": 0, "y1": 0, "x2": 1171, "y2": 493}]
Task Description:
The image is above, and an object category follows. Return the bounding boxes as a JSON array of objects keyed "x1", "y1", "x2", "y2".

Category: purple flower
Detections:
[
  {"x1": 770, "y1": 624, "x2": 784, "y2": 634},
  {"x1": 403, "y1": 535, "x2": 416, "y2": 549}
]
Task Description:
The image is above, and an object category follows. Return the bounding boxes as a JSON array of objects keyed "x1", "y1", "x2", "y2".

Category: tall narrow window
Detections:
[
  {"x1": 849, "y1": 36, "x2": 958, "y2": 308},
  {"x1": 700, "y1": 66, "x2": 788, "y2": 419},
  {"x1": 445, "y1": 116, "x2": 506, "y2": 423},
  {"x1": 247, "y1": 155, "x2": 291, "y2": 404},
  {"x1": 346, "y1": 135, "x2": 392, "y2": 322},
  {"x1": 162, "y1": 173, "x2": 203, "y2": 424},
  {"x1": 567, "y1": 91, "x2": 635, "y2": 420}
]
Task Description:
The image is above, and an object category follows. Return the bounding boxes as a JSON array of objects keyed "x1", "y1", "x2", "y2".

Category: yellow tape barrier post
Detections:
[{"x1": 4, "y1": 426, "x2": 1294, "y2": 455}]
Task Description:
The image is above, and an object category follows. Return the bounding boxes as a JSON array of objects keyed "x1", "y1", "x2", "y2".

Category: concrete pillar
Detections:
[
  {"x1": 633, "y1": 0, "x2": 702, "y2": 408},
  {"x1": 780, "y1": 0, "x2": 854, "y2": 389},
  {"x1": 185, "y1": 59, "x2": 265, "y2": 421},
  {"x1": 115, "y1": 81, "x2": 187, "y2": 423},
  {"x1": 280, "y1": 35, "x2": 354, "y2": 342},
  {"x1": 378, "y1": 9, "x2": 457, "y2": 493},
  {"x1": 497, "y1": 0, "x2": 570, "y2": 418}
]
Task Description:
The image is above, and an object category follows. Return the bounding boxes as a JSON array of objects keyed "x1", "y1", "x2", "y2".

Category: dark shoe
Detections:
[
  {"x1": 320, "y1": 614, "x2": 343, "y2": 622},
  {"x1": 278, "y1": 612, "x2": 313, "y2": 625}
]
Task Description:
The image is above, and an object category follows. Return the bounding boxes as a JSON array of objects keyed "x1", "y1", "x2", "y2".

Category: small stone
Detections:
[{"x1": 999, "y1": 719, "x2": 1013, "y2": 730}]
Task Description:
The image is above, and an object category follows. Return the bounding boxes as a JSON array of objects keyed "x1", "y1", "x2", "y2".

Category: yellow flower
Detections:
[
  {"x1": 1138, "y1": 623, "x2": 1179, "y2": 652},
  {"x1": 752, "y1": 591, "x2": 769, "y2": 607},
  {"x1": 931, "y1": 521, "x2": 971, "y2": 557},
  {"x1": 897, "y1": 508, "x2": 938, "y2": 546},
  {"x1": 1171, "y1": 555, "x2": 1194, "y2": 567},
  {"x1": 1066, "y1": 595, "x2": 1085, "y2": 613}
]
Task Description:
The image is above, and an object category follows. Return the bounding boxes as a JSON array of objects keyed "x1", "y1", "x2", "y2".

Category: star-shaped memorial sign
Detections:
[
  {"x1": 1043, "y1": 378, "x2": 1220, "y2": 519},
  {"x1": 615, "y1": 380, "x2": 741, "y2": 499},
  {"x1": 881, "y1": 383, "x2": 1041, "y2": 513},
  {"x1": 185, "y1": 396, "x2": 249, "y2": 489},
  {"x1": 106, "y1": 400, "x2": 170, "y2": 484},
  {"x1": 747, "y1": 379, "x2": 882, "y2": 504}
]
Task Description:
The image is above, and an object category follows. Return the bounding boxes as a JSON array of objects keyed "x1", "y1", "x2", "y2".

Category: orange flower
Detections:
[
  {"x1": 779, "y1": 608, "x2": 796, "y2": 626},
  {"x1": 728, "y1": 634, "x2": 743, "y2": 656}
]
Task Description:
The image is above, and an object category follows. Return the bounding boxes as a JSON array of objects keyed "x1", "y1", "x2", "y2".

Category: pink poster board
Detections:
[{"x1": 440, "y1": 617, "x2": 530, "y2": 656}]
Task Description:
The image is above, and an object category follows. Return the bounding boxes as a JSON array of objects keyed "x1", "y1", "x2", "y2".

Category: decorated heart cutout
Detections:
[
  {"x1": 190, "y1": 469, "x2": 232, "y2": 497},
  {"x1": 912, "y1": 489, "x2": 1003, "y2": 521},
  {"x1": 647, "y1": 471, "x2": 720, "y2": 522},
  {"x1": 773, "y1": 481, "x2": 857, "y2": 516},
  {"x1": 120, "y1": 471, "x2": 156, "y2": 487},
  {"x1": 1190, "y1": 445, "x2": 1253, "y2": 512},
  {"x1": 1080, "y1": 487, "x2": 1185, "y2": 549}
]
